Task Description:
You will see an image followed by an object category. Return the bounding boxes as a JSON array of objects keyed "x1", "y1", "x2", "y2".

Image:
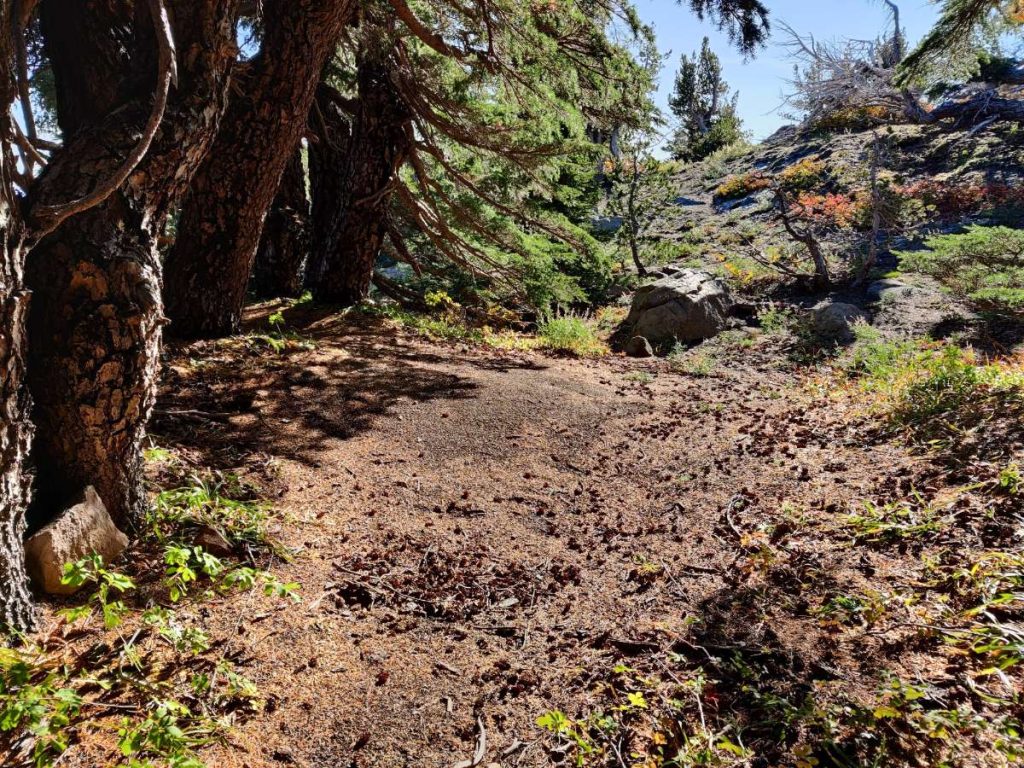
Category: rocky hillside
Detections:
[
  {"x1": 652, "y1": 120, "x2": 1024, "y2": 268},
  {"x1": 624, "y1": 120, "x2": 1024, "y2": 351}
]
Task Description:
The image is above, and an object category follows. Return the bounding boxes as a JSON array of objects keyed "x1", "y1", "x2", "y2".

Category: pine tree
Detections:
[
  {"x1": 668, "y1": 37, "x2": 744, "y2": 161},
  {"x1": 26, "y1": 0, "x2": 242, "y2": 529},
  {"x1": 163, "y1": 0, "x2": 360, "y2": 339}
]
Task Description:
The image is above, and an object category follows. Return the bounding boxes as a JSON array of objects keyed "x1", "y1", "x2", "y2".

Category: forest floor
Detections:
[{"x1": 91, "y1": 301, "x2": 1014, "y2": 768}]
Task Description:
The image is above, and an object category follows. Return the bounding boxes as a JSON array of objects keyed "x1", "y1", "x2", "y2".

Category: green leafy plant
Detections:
[
  {"x1": 0, "y1": 647, "x2": 83, "y2": 767},
  {"x1": 897, "y1": 226, "x2": 1024, "y2": 315},
  {"x1": 149, "y1": 472, "x2": 277, "y2": 553},
  {"x1": 60, "y1": 554, "x2": 137, "y2": 629},
  {"x1": 249, "y1": 310, "x2": 315, "y2": 353},
  {"x1": 537, "y1": 313, "x2": 607, "y2": 357},
  {"x1": 998, "y1": 463, "x2": 1021, "y2": 495},
  {"x1": 846, "y1": 493, "x2": 949, "y2": 544}
]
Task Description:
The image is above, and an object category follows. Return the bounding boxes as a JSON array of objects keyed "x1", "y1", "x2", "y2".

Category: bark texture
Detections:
[
  {"x1": 252, "y1": 149, "x2": 310, "y2": 298},
  {"x1": 0, "y1": 0, "x2": 35, "y2": 633},
  {"x1": 307, "y1": 83, "x2": 351, "y2": 290},
  {"x1": 26, "y1": 0, "x2": 240, "y2": 528},
  {"x1": 308, "y1": 53, "x2": 413, "y2": 306},
  {"x1": 164, "y1": 0, "x2": 357, "y2": 338},
  {"x1": 38, "y1": 0, "x2": 134, "y2": 135}
]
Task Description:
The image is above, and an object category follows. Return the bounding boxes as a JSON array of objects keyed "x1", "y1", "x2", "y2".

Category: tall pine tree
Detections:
[{"x1": 669, "y1": 37, "x2": 743, "y2": 161}]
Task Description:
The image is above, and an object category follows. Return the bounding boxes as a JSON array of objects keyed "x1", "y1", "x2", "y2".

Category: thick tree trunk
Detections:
[
  {"x1": 0, "y1": 0, "x2": 35, "y2": 633},
  {"x1": 252, "y1": 149, "x2": 310, "y2": 298},
  {"x1": 26, "y1": 0, "x2": 239, "y2": 528},
  {"x1": 0, "y1": 225, "x2": 33, "y2": 635},
  {"x1": 38, "y1": 0, "x2": 133, "y2": 136},
  {"x1": 164, "y1": 0, "x2": 357, "y2": 339},
  {"x1": 308, "y1": 54, "x2": 412, "y2": 306},
  {"x1": 307, "y1": 83, "x2": 351, "y2": 291}
]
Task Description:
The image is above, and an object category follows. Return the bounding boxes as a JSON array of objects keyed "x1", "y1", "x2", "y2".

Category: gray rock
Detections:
[
  {"x1": 624, "y1": 336, "x2": 654, "y2": 358},
  {"x1": 866, "y1": 278, "x2": 908, "y2": 303},
  {"x1": 812, "y1": 301, "x2": 869, "y2": 342},
  {"x1": 625, "y1": 270, "x2": 733, "y2": 344},
  {"x1": 868, "y1": 275, "x2": 975, "y2": 338},
  {"x1": 25, "y1": 486, "x2": 129, "y2": 595}
]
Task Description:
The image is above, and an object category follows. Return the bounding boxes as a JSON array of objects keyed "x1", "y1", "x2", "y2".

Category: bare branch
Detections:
[{"x1": 14, "y1": 0, "x2": 39, "y2": 141}]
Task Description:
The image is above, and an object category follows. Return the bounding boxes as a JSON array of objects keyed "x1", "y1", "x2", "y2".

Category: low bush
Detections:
[
  {"x1": 847, "y1": 333, "x2": 1024, "y2": 461},
  {"x1": 811, "y1": 105, "x2": 897, "y2": 134},
  {"x1": 713, "y1": 171, "x2": 771, "y2": 202},
  {"x1": 897, "y1": 225, "x2": 1024, "y2": 314},
  {"x1": 0, "y1": 457, "x2": 300, "y2": 768},
  {"x1": 699, "y1": 139, "x2": 754, "y2": 181},
  {"x1": 537, "y1": 313, "x2": 608, "y2": 357},
  {"x1": 778, "y1": 157, "x2": 827, "y2": 192},
  {"x1": 895, "y1": 181, "x2": 1024, "y2": 222}
]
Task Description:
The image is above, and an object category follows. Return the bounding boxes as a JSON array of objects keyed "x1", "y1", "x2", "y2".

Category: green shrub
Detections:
[
  {"x1": 699, "y1": 139, "x2": 754, "y2": 181},
  {"x1": 897, "y1": 226, "x2": 1024, "y2": 314},
  {"x1": 846, "y1": 324, "x2": 920, "y2": 385},
  {"x1": 537, "y1": 313, "x2": 607, "y2": 357},
  {"x1": 849, "y1": 336, "x2": 1024, "y2": 458}
]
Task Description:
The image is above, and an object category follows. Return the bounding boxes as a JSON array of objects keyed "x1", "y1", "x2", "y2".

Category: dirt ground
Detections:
[{"x1": 99, "y1": 302, "x2": 985, "y2": 768}]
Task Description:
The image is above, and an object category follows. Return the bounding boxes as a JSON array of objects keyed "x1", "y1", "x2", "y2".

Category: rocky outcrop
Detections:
[
  {"x1": 625, "y1": 270, "x2": 733, "y2": 344},
  {"x1": 868, "y1": 276, "x2": 975, "y2": 339}
]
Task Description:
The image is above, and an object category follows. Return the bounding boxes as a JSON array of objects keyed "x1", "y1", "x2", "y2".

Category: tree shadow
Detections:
[{"x1": 154, "y1": 312, "x2": 507, "y2": 471}]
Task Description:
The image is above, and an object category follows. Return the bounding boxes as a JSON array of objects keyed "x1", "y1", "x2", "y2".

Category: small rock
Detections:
[
  {"x1": 624, "y1": 336, "x2": 654, "y2": 358},
  {"x1": 865, "y1": 278, "x2": 907, "y2": 303},
  {"x1": 194, "y1": 525, "x2": 233, "y2": 557},
  {"x1": 812, "y1": 301, "x2": 869, "y2": 342},
  {"x1": 24, "y1": 486, "x2": 129, "y2": 595}
]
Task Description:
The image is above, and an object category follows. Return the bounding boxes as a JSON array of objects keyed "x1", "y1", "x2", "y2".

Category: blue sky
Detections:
[{"x1": 635, "y1": 0, "x2": 942, "y2": 141}]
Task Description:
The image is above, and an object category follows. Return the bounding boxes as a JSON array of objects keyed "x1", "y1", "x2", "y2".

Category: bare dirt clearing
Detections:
[{"x1": 105, "y1": 307, "x2": 1010, "y2": 768}]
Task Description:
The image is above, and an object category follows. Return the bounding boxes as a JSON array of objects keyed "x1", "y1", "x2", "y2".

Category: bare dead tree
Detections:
[
  {"x1": 780, "y1": 22, "x2": 920, "y2": 126},
  {"x1": 859, "y1": 130, "x2": 884, "y2": 283},
  {"x1": 783, "y1": 16, "x2": 1024, "y2": 130}
]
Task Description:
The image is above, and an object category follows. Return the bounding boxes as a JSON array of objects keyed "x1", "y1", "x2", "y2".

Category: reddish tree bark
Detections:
[
  {"x1": 308, "y1": 49, "x2": 412, "y2": 306},
  {"x1": 164, "y1": 0, "x2": 357, "y2": 339},
  {"x1": 25, "y1": 0, "x2": 240, "y2": 528},
  {"x1": 38, "y1": 0, "x2": 133, "y2": 135},
  {"x1": 252, "y1": 148, "x2": 310, "y2": 298},
  {"x1": 307, "y1": 82, "x2": 351, "y2": 290}
]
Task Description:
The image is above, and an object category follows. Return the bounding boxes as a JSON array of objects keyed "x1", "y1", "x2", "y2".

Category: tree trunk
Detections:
[
  {"x1": 775, "y1": 189, "x2": 831, "y2": 290},
  {"x1": 38, "y1": 0, "x2": 133, "y2": 136},
  {"x1": 164, "y1": 0, "x2": 357, "y2": 339},
  {"x1": 0, "y1": 0, "x2": 35, "y2": 633},
  {"x1": 0, "y1": 220, "x2": 33, "y2": 636},
  {"x1": 308, "y1": 52, "x2": 413, "y2": 306},
  {"x1": 252, "y1": 149, "x2": 310, "y2": 298},
  {"x1": 626, "y1": 157, "x2": 647, "y2": 276},
  {"x1": 307, "y1": 83, "x2": 351, "y2": 291},
  {"x1": 26, "y1": 0, "x2": 240, "y2": 529}
]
